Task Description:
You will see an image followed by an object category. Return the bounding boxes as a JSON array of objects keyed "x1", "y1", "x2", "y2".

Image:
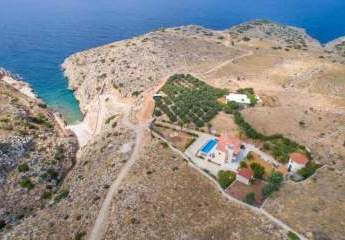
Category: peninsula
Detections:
[{"x1": 1, "y1": 20, "x2": 345, "y2": 240}]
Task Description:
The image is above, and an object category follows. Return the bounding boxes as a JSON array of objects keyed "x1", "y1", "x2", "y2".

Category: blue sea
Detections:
[{"x1": 1, "y1": 0, "x2": 345, "y2": 123}]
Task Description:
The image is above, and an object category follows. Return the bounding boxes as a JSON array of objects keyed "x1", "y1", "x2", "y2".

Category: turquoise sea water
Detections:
[{"x1": 1, "y1": 0, "x2": 345, "y2": 123}]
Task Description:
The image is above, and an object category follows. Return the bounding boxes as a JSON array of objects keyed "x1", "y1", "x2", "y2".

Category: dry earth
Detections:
[{"x1": 104, "y1": 139, "x2": 287, "y2": 240}]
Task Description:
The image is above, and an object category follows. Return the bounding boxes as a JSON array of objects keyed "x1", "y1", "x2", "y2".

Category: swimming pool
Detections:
[{"x1": 201, "y1": 139, "x2": 218, "y2": 154}]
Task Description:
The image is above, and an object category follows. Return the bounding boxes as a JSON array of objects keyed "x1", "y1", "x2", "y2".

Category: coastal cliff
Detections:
[{"x1": 0, "y1": 70, "x2": 78, "y2": 232}]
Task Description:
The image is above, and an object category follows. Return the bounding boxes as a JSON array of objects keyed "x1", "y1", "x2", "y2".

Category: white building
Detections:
[
  {"x1": 225, "y1": 93, "x2": 251, "y2": 104},
  {"x1": 288, "y1": 152, "x2": 309, "y2": 172}
]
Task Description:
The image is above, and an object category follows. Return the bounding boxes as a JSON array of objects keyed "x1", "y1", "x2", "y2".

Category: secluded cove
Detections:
[{"x1": 1, "y1": 0, "x2": 344, "y2": 123}]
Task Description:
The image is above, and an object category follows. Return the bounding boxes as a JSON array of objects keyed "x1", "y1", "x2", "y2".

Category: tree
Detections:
[
  {"x1": 17, "y1": 163, "x2": 29, "y2": 172},
  {"x1": 240, "y1": 161, "x2": 247, "y2": 168},
  {"x1": 250, "y1": 163, "x2": 265, "y2": 179},
  {"x1": 154, "y1": 110, "x2": 162, "y2": 117},
  {"x1": 269, "y1": 171, "x2": 283, "y2": 186},
  {"x1": 262, "y1": 172, "x2": 284, "y2": 198},
  {"x1": 245, "y1": 192, "x2": 256, "y2": 205},
  {"x1": 247, "y1": 152, "x2": 254, "y2": 160},
  {"x1": 20, "y1": 177, "x2": 35, "y2": 190}
]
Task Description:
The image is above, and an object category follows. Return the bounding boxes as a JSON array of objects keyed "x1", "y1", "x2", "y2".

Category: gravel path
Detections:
[{"x1": 88, "y1": 107, "x2": 148, "y2": 240}]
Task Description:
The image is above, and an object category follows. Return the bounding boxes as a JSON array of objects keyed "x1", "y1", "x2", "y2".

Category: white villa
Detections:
[
  {"x1": 225, "y1": 93, "x2": 251, "y2": 104},
  {"x1": 197, "y1": 135, "x2": 246, "y2": 171}
]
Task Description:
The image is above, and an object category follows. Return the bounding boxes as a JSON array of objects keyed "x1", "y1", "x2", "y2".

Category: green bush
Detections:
[
  {"x1": 41, "y1": 168, "x2": 59, "y2": 182},
  {"x1": 20, "y1": 177, "x2": 35, "y2": 190},
  {"x1": 29, "y1": 113, "x2": 52, "y2": 128},
  {"x1": 55, "y1": 189, "x2": 69, "y2": 202},
  {"x1": 41, "y1": 191, "x2": 53, "y2": 200},
  {"x1": 54, "y1": 145, "x2": 65, "y2": 161},
  {"x1": 0, "y1": 220, "x2": 6, "y2": 230},
  {"x1": 287, "y1": 231, "x2": 300, "y2": 240},
  {"x1": 262, "y1": 182, "x2": 277, "y2": 197},
  {"x1": 224, "y1": 101, "x2": 241, "y2": 114},
  {"x1": 297, "y1": 162, "x2": 321, "y2": 179},
  {"x1": 244, "y1": 192, "x2": 256, "y2": 205},
  {"x1": 247, "y1": 152, "x2": 254, "y2": 160},
  {"x1": 269, "y1": 171, "x2": 284, "y2": 186},
  {"x1": 217, "y1": 170, "x2": 236, "y2": 189},
  {"x1": 250, "y1": 163, "x2": 265, "y2": 179},
  {"x1": 262, "y1": 171, "x2": 284, "y2": 197},
  {"x1": 74, "y1": 231, "x2": 86, "y2": 240},
  {"x1": 17, "y1": 163, "x2": 29, "y2": 172},
  {"x1": 131, "y1": 90, "x2": 142, "y2": 97},
  {"x1": 154, "y1": 110, "x2": 162, "y2": 117},
  {"x1": 240, "y1": 161, "x2": 247, "y2": 168}
]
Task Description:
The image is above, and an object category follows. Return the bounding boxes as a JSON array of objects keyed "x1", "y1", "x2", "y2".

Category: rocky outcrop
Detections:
[
  {"x1": 227, "y1": 20, "x2": 322, "y2": 50},
  {"x1": 0, "y1": 136, "x2": 33, "y2": 183},
  {"x1": 325, "y1": 36, "x2": 345, "y2": 62}
]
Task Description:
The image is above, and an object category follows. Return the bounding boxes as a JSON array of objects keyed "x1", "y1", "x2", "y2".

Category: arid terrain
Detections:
[
  {"x1": 1, "y1": 20, "x2": 345, "y2": 240},
  {"x1": 0, "y1": 70, "x2": 77, "y2": 233}
]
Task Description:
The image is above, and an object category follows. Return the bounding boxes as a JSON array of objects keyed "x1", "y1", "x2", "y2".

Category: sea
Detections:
[{"x1": 1, "y1": 0, "x2": 344, "y2": 123}]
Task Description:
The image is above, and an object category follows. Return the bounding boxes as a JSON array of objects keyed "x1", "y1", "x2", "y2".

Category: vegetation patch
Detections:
[
  {"x1": 297, "y1": 161, "x2": 321, "y2": 179},
  {"x1": 287, "y1": 231, "x2": 301, "y2": 240},
  {"x1": 244, "y1": 192, "x2": 256, "y2": 205},
  {"x1": 17, "y1": 163, "x2": 29, "y2": 172},
  {"x1": 262, "y1": 171, "x2": 283, "y2": 198},
  {"x1": 29, "y1": 113, "x2": 52, "y2": 128},
  {"x1": 233, "y1": 111, "x2": 309, "y2": 163},
  {"x1": 19, "y1": 177, "x2": 35, "y2": 190},
  {"x1": 217, "y1": 170, "x2": 236, "y2": 189},
  {"x1": 250, "y1": 162, "x2": 265, "y2": 179},
  {"x1": 54, "y1": 189, "x2": 69, "y2": 202},
  {"x1": 74, "y1": 231, "x2": 86, "y2": 240},
  {"x1": 155, "y1": 74, "x2": 228, "y2": 127}
]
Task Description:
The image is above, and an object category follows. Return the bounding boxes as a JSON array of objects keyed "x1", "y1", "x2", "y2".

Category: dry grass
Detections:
[
  {"x1": 104, "y1": 139, "x2": 287, "y2": 240},
  {"x1": 227, "y1": 180, "x2": 266, "y2": 207},
  {"x1": 154, "y1": 126, "x2": 196, "y2": 151},
  {"x1": 210, "y1": 112, "x2": 239, "y2": 136}
]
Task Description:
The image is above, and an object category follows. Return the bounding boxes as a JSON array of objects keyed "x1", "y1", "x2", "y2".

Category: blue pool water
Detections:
[
  {"x1": 1, "y1": 0, "x2": 345, "y2": 123},
  {"x1": 201, "y1": 139, "x2": 218, "y2": 154}
]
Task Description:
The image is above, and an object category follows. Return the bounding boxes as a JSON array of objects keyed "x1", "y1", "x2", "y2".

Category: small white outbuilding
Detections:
[
  {"x1": 288, "y1": 152, "x2": 309, "y2": 172},
  {"x1": 226, "y1": 93, "x2": 251, "y2": 104},
  {"x1": 236, "y1": 168, "x2": 254, "y2": 185}
]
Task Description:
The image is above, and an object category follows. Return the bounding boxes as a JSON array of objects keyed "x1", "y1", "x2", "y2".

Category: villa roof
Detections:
[
  {"x1": 237, "y1": 168, "x2": 254, "y2": 180},
  {"x1": 217, "y1": 135, "x2": 241, "y2": 154},
  {"x1": 289, "y1": 152, "x2": 309, "y2": 165}
]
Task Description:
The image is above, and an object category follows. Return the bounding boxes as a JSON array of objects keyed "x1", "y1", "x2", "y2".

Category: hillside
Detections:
[
  {"x1": 2, "y1": 20, "x2": 345, "y2": 240},
  {"x1": 0, "y1": 70, "x2": 78, "y2": 233}
]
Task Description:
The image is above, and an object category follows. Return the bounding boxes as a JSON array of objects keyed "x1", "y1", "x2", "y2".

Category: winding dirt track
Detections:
[{"x1": 88, "y1": 107, "x2": 148, "y2": 240}]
